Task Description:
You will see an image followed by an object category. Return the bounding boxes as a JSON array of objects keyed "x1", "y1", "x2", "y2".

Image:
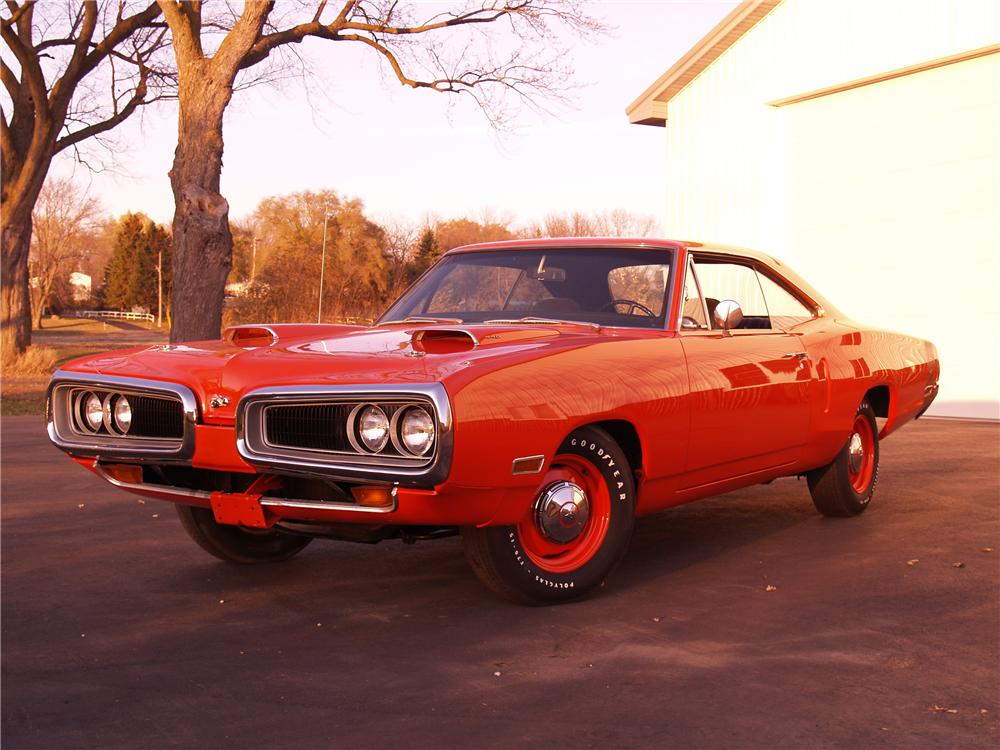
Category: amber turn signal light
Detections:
[
  {"x1": 104, "y1": 463, "x2": 143, "y2": 484},
  {"x1": 350, "y1": 486, "x2": 394, "y2": 508}
]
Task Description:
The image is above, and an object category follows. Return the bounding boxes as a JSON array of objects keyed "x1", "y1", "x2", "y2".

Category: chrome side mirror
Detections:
[{"x1": 713, "y1": 299, "x2": 743, "y2": 332}]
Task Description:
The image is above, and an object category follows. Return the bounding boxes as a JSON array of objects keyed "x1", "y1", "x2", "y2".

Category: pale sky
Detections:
[{"x1": 50, "y1": 1, "x2": 739, "y2": 230}]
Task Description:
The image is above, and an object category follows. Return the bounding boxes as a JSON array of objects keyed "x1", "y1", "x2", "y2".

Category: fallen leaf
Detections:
[
  {"x1": 981, "y1": 548, "x2": 993, "y2": 553},
  {"x1": 151, "y1": 514, "x2": 159, "y2": 518},
  {"x1": 77, "y1": 503, "x2": 85, "y2": 509},
  {"x1": 765, "y1": 584, "x2": 777, "y2": 592},
  {"x1": 316, "y1": 622, "x2": 322, "y2": 627},
  {"x1": 218, "y1": 599, "x2": 225, "y2": 604},
  {"x1": 652, "y1": 617, "x2": 661, "y2": 623},
  {"x1": 493, "y1": 671, "x2": 502, "y2": 677},
  {"x1": 906, "y1": 559, "x2": 919, "y2": 566},
  {"x1": 928, "y1": 705, "x2": 958, "y2": 714},
  {"x1": 136, "y1": 499, "x2": 145, "y2": 505},
  {"x1": 952, "y1": 562, "x2": 965, "y2": 568}
]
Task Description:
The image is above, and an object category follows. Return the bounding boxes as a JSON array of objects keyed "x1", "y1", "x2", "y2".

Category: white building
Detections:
[
  {"x1": 628, "y1": 0, "x2": 999, "y2": 420},
  {"x1": 69, "y1": 272, "x2": 91, "y2": 302}
]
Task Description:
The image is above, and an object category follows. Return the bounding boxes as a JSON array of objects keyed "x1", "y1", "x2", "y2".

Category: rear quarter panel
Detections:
[{"x1": 800, "y1": 319, "x2": 939, "y2": 470}]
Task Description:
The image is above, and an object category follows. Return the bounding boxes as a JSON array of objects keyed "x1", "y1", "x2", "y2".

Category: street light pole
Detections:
[
  {"x1": 250, "y1": 236, "x2": 258, "y2": 285},
  {"x1": 156, "y1": 245, "x2": 163, "y2": 329},
  {"x1": 317, "y1": 211, "x2": 330, "y2": 323}
]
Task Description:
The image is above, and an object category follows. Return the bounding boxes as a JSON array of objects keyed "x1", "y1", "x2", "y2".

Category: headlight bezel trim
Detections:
[
  {"x1": 237, "y1": 383, "x2": 453, "y2": 487},
  {"x1": 47, "y1": 371, "x2": 198, "y2": 462}
]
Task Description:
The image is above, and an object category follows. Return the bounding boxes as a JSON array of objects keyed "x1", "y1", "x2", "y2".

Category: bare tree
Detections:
[
  {"x1": 29, "y1": 177, "x2": 102, "y2": 327},
  {"x1": 380, "y1": 217, "x2": 419, "y2": 300},
  {"x1": 1, "y1": 1, "x2": 170, "y2": 359},
  {"x1": 530, "y1": 209, "x2": 661, "y2": 238},
  {"x1": 156, "y1": 0, "x2": 600, "y2": 343}
]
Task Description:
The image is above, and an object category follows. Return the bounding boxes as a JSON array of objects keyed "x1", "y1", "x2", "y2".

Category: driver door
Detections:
[{"x1": 678, "y1": 255, "x2": 812, "y2": 489}]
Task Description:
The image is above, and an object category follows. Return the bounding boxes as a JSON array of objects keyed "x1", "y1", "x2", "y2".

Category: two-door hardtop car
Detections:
[{"x1": 47, "y1": 238, "x2": 939, "y2": 603}]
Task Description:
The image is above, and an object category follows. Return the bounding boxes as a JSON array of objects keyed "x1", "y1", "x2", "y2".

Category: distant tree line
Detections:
[{"x1": 33, "y1": 180, "x2": 659, "y2": 329}]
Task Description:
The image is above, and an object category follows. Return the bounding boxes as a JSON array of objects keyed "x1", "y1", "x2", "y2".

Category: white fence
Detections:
[{"x1": 75, "y1": 310, "x2": 156, "y2": 323}]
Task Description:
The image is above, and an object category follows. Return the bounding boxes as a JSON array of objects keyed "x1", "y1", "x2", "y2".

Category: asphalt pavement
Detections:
[{"x1": 2, "y1": 416, "x2": 997, "y2": 749}]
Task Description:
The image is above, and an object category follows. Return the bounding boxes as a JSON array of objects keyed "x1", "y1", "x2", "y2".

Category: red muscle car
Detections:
[{"x1": 47, "y1": 239, "x2": 939, "y2": 604}]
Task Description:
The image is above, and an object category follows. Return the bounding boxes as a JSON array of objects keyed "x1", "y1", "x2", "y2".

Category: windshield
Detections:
[{"x1": 378, "y1": 248, "x2": 675, "y2": 329}]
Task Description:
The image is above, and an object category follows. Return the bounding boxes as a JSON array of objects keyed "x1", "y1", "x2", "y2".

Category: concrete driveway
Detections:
[{"x1": 2, "y1": 416, "x2": 997, "y2": 749}]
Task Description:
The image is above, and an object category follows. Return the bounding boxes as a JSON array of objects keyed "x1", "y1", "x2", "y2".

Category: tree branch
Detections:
[
  {"x1": 0, "y1": 6, "x2": 47, "y2": 118},
  {"x1": 0, "y1": 56, "x2": 18, "y2": 100},
  {"x1": 155, "y1": 1, "x2": 200, "y2": 60},
  {"x1": 54, "y1": 65, "x2": 149, "y2": 153},
  {"x1": 0, "y1": 104, "x2": 13, "y2": 160},
  {"x1": 341, "y1": 4, "x2": 521, "y2": 35},
  {"x1": 48, "y1": 0, "x2": 99, "y2": 112}
]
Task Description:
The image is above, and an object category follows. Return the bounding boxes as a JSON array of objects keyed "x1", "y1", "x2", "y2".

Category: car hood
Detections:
[{"x1": 59, "y1": 323, "x2": 626, "y2": 424}]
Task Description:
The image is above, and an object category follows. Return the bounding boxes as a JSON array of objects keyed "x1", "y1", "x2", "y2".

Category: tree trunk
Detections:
[
  {"x1": 1, "y1": 206, "x2": 33, "y2": 360},
  {"x1": 167, "y1": 82, "x2": 236, "y2": 344}
]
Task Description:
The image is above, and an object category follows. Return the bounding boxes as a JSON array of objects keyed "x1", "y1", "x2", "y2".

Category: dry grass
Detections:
[
  {"x1": 2, "y1": 346, "x2": 59, "y2": 376},
  {"x1": 1, "y1": 347, "x2": 57, "y2": 416}
]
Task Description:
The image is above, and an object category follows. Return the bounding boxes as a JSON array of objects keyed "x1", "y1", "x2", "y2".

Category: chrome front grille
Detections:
[
  {"x1": 263, "y1": 401, "x2": 417, "y2": 457},
  {"x1": 66, "y1": 387, "x2": 185, "y2": 439},
  {"x1": 237, "y1": 384, "x2": 453, "y2": 486},
  {"x1": 47, "y1": 371, "x2": 197, "y2": 460},
  {"x1": 264, "y1": 402, "x2": 354, "y2": 452}
]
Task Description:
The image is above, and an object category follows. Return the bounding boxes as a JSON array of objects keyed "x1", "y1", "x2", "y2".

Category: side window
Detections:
[
  {"x1": 755, "y1": 272, "x2": 815, "y2": 330},
  {"x1": 692, "y1": 259, "x2": 770, "y2": 329},
  {"x1": 680, "y1": 262, "x2": 708, "y2": 329}
]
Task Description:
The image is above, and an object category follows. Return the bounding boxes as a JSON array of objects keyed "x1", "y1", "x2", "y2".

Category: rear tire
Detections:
[
  {"x1": 175, "y1": 504, "x2": 312, "y2": 564},
  {"x1": 463, "y1": 426, "x2": 636, "y2": 605},
  {"x1": 807, "y1": 400, "x2": 879, "y2": 517}
]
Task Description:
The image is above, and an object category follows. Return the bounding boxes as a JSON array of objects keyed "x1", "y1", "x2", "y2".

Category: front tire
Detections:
[
  {"x1": 175, "y1": 504, "x2": 312, "y2": 564},
  {"x1": 807, "y1": 400, "x2": 880, "y2": 517},
  {"x1": 463, "y1": 426, "x2": 636, "y2": 604}
]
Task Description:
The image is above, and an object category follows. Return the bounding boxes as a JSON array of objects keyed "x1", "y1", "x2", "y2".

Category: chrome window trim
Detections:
[
  {"x1": 46, "y1": 370, "x2": 197, "y2": 462},
  {"x1": 236, "y1": 383, "x2": 453, "y2": 487}
]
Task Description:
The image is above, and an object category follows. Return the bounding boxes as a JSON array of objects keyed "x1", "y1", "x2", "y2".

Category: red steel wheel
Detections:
[
  {"x1": 807, "y1": 399, "x2": 880, "y2": 517},
  {"x1": 847, "y1": 412, "x2": 876, "y2": 494},
  {"x1": 516, "y1": 453, "x2": 612, "y2": 575},
  {"x1": 462, "y1": 425, "x2": 636, "y2": 604}
]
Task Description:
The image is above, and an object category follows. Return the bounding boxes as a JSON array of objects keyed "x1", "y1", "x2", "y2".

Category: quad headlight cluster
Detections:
[
  {"x1": 349, "y1": 403, "x2": 436, "y2": 457},
  {"x1": 73, "y1": 391, "x2": 133, "y2": 435}
]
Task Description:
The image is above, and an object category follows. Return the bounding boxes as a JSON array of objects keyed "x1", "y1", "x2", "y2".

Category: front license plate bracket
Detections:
[{"x1": 209, "y1": 491, "x2": 274, "y2": 528}]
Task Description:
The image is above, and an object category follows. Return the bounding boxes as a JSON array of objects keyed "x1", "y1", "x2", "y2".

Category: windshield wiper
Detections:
[
  {"x1": 483, "y1": 316, "x2": 601, "y2": 331},
  {"x1": 376, "y1": 316, "x2": 464, "y2": 326}
]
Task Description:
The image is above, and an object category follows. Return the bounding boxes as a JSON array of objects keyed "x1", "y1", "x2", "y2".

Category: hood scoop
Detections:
[
  {"x1": 411, "y1": 327, "x2": 478, "y2": 354},
  {"x1": 409, "y1": 325, "x2": 562, "y2": 354},
  {"x1": 225, "y1": 325, "x2": 279, "y2": 348}
]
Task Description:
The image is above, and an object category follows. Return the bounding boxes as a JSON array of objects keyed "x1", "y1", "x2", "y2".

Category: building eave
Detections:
[{"x1": 626, "y1": 0, "x2": 782, "y2": 127}]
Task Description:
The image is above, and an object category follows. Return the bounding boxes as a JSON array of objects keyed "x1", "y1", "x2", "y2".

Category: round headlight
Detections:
[
  {"x1": 400, "y1": 406, "x2": 435, "y2": 456},
  {"x1": 113, "y1": 395, "x2": 132, "y2": 434},
  {"x1": 357, "y1": 405, "x2": 389, "y2": 452},
  {"x1": 82, "y1": 392, "x2": 103, "y2": 432}
]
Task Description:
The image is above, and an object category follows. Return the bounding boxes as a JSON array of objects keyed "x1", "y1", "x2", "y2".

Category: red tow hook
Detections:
[{"x1": 209, "y1": 474, "x2": 283, "y2": 529}]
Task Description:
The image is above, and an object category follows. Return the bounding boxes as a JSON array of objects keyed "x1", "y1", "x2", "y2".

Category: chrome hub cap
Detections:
[
  {"x1": 848, "y1": 432, "x2": 865, "y2": 474},
  {"x1": 534, "y1": 481, "x2": 590, "y2": 544}
]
